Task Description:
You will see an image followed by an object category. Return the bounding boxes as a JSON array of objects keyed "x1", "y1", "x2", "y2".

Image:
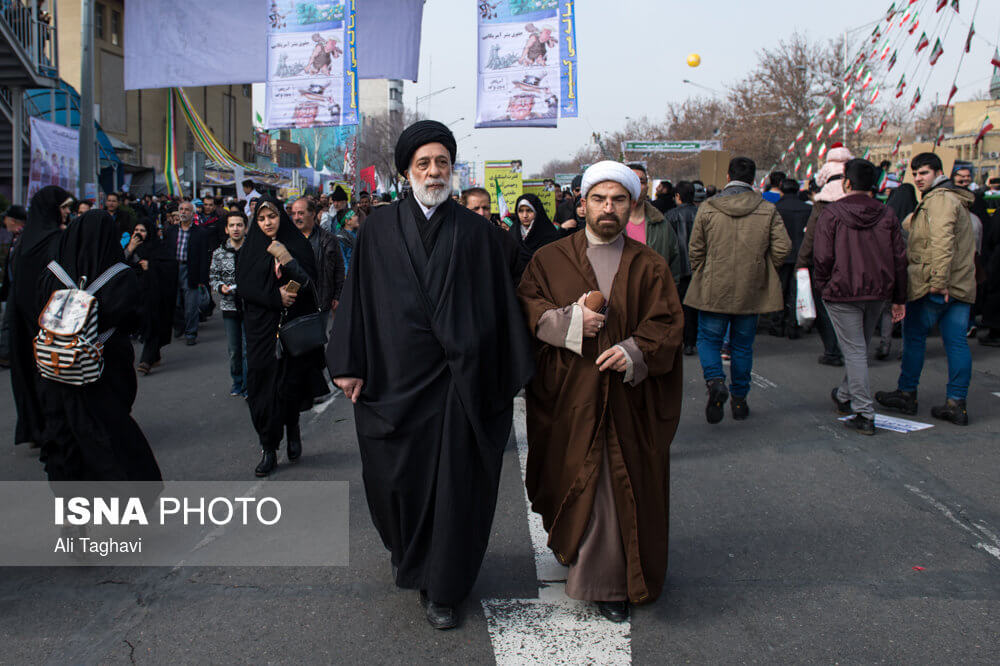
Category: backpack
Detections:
[{"x1": 33, "y1": 260, "x2": 130, "y2": 386}]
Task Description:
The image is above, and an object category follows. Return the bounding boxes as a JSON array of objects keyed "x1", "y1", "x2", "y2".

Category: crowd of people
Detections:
[{"x1": 0, "y1": 118, "x2": 997, "y2": 630}]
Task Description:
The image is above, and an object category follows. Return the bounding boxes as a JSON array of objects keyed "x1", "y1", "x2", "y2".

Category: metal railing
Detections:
[{"x1": 0, "y1": 0, "x2": 59, "y2": 78}]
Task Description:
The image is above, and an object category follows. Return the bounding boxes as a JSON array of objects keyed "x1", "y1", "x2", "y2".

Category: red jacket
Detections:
[{"x1": 813, "y1": 193, "x2": 908, "y2": 305}]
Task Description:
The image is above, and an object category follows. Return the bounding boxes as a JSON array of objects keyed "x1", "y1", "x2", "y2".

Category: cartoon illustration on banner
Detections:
[
  {"x1": 265, "y1": 0, "x2": 358, "y2": 129},
  {"x1": 476, "y1": 0, "x2": 577, "y2": 129}
]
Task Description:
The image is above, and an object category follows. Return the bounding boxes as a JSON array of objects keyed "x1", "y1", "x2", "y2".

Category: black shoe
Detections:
[
  {"x1": 596, "y1": 601, "x2": 629, "y2": 623},
  {"x1": 875, "y1": 340, "x2": 891, "y2": 361},
  {"x1": 286, "y1": 423, "x2": 302, "y2": 461},
  {"x1": 420, "y1": 591, "x2": 458, "y2": 630},
  {"x1": 185, "y1": 337, "x2": 197, "y2": 346},
  {"x1": 831, "y1": 388, "x2": 852, "y2": 416},
  {"x1": 683, "y1": 345, "x2": 697, "y2": 356},
  {"x1": 254, "y1": 449, "x2": 277, "y2": 477},
  {"x1": 818, "y1": 354, "x2": 844, "y2": 367},
  {"x1": 930, "y1": 399, "x2": 968, "y2": 426},
  {"x1": 705, "y1": 379, "x2": 729, "y2": 424},
  {"x1": 843, "y1": 413, "x2": 875, "y2": 435},
  {"x1": 979, "y1": 335, "x2": 1000, "y2": 347},
  {"x1": 731, "y1": 396, "x2": 749, "y2": 420},
  {"x1": 875, "y1": 389, "x2": 918, "y2": 415}
]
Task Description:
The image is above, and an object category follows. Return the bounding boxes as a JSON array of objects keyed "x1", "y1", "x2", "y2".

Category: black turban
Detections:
[
  {"x1": 394, "y1": 120, "x2": 457, "y2": 176},
  {"x1": 331, "y1": 185, "x2": 348, "y2": 202}
]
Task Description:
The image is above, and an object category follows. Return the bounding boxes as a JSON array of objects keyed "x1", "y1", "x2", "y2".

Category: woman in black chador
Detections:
[
  {"x1": 35, "y1": 210, "x2": 162, "y2": 481},
  {"x1": 237, "y1": 197, "x2": 327, "y2": 477},
  {"x1": 124, "y1": 219, "x2": 179, "y2": 374},
  {"x1": 8, "y1": 185, "x2": 70, "y2": 446}
]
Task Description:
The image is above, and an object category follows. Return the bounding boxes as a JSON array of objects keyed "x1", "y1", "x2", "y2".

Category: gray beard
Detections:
[{"x1": 413, "y1": 178, "x2": 450, "y2": 208}]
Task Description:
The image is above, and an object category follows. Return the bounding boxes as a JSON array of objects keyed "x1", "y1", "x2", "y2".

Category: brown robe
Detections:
[{"x1": 517, "y1": 230, "x2": 684, "y2": 604}]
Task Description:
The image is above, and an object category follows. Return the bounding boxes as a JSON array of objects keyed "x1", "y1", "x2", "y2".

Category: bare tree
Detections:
[{"x1": 356, "y1": 109, "x2": 424, "y2": 192}]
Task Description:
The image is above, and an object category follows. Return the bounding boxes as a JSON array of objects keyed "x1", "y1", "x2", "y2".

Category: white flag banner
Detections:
[
  {"x1": 28, "y1": 117, "x2": 79, "y2": 200},
  {"x1": 124, "y1": 0, "x2": 267, "y2": 90},
  {"x1": 475, "y1": 0, "x2": 578, "y2": 129},
  {"x1": 124, "y1": 0, "x2": 421, "y2": 90},
  {"x1": 264, "y1": 1, "x2": 358, "y2": 129}
]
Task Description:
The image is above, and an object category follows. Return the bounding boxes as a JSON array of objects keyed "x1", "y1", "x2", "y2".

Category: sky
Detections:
[{"x1": 255, "y1": 0, "x2": 1000, "y2": 181}]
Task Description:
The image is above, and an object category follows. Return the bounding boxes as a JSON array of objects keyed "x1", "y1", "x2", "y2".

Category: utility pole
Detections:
[{"x1": 79, "y1": 0, "x2": 97, "y2": 201}]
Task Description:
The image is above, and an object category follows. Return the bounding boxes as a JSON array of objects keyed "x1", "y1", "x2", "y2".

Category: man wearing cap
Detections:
[
  {"x1": 327, "y1": 120, "x2": 534, "y2": 630},
  {"x1": 554, "y1": 174, "x2": 582, "y2": 226},
  {"x1": 517, "y1": 161, "x2": 684, "y2": 623}
]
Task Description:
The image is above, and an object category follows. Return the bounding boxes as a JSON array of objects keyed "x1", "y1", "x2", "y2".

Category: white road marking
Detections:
[
  {"x1": 751, "y1": 372, "x2": 777, "y2": 390},
  {"x1": 905, "y1": 484, "x2": 1000, "y2": 563},
  {"x1": 993, "y1": 392, "x2": 1000, "y2": 398},
  {"x1": 482, "y1": 397, "x2": 632, "y2": 664},
  {"x1": 310, "y1": 391, "x2": 338, "y2": 417}
]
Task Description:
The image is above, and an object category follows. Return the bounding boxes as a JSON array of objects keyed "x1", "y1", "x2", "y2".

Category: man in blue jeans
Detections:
[
  {"x1": 163, "y1": 201, "x2": 211, "y2": 346},
  {"x1": 876, "y1": 153, "x2": 976, "y2": 425},
  {"x1": 684, "y1": 157, "x2": 791, "y2": 423}
]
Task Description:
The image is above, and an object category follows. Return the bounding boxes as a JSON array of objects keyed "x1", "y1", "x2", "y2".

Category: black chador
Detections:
[{"x1": 327, "y1": 195, "x2": 534, "y2": 605}]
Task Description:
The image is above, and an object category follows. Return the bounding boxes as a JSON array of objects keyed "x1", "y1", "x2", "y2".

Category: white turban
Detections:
[{"x1": 580, "y1": 161, "x2": 642, "y2": 201}]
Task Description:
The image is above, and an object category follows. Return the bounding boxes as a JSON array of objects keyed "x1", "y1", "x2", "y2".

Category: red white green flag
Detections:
[
  {"x1": 891, "y1": 135, "x2": 903, "y2": 156},
  {"x1": 895, "y1": 75, "x2": 907, "y2": 98},
  {"x1": 915, "y1": 32, "x2": 930, "y2": 53},
  {"x1": 965, "y1": 23, "x2": 975, "y2": 53},
  {"x1": 878, "y1": 117, "x2": 889, "y2": 134},
  {"x1": 829, "y1": 120, "x2": 841, "y2": 137},
  {"x1": 946, "y1": 84, "x2": 958, "y2": 105},
  {"x1": 852, "y1": 115, "x2": 864, "y2": 134},
  {"x1": 929, "y1": 38, "x2": 944, "y2": 66},
  {"x1": 818, "y1": 142, "x2": 829, "y2": 160},
  {"x1": 935, "y1": 0, "x2": 947, "y2": 12},
  {"x1": 887, "y1": 50, "x2": 898, "y2": 71},
  {"x1": 909, "y1": 87, "x2": 922, "y2": 111},
  {"x1": 805, "y1": 141, "x2": 814, "y2": 157},
  {"x1": 975, "y1": 115, "x2": 993, "y2": 147},
  {"x1": 825, "y1": 106, "x2": 837, "y2": 123},
  {"x1": 991, "y1": 49, "x2": 1000, "y2": 69}
]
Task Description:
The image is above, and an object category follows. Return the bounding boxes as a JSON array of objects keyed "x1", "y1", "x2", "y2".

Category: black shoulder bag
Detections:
[{"x1": 277, "y1": 281, "x2": 328, "y2": 357}]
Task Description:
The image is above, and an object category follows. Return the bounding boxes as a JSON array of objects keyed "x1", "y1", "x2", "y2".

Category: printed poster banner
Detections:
[
  {"x1": 265, "y1": 0, "x2": 359, "y2": 129},
  {"x1": 476, "y1": 0, "x2": 578, "y2": 129},
  {"x1": 485, "y1": 159, "x2": 523, "y2": 215},
  {"x1": 622, "y1": 140, "x2": 723, "y2": 153},
  {"x1": 28, "y1": 117, "x2": 79, "y2": 200},
  {"x1": 522, "y1": 179, "x2": 556, "y2": 220}
]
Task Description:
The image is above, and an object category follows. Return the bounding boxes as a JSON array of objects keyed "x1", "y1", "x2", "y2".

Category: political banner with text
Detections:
[
  {"x1": 264, "y1": 0, "x2": 359, "y2": 129},
  {"x1": 522, "y1": 179, "x2": 557, "y2": 220},
  {"x1": 28, "y1": 117, "x2": 79, "y2": 200},
  {"x1": 485, "y1": 160, "x2": 524, "y2": 215},
  {"x1": 476, "y1": 0, "x2": 577, "y2": 128}
]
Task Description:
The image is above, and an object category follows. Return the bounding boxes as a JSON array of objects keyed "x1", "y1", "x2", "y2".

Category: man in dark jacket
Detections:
[
  {"x1": 291, "y1": 197, "x2": 345, "y2": 329},
  {"x1": 162, "y1": 200, "x2": 211, "y2": 345},
  {"x1": 771, "y1": 179, "x2": 812, "y2": 338},
  {"x1": 813, "y1": 159, "x2": 907, "y2": 435},
  {"x1": 553, "y1": 174, "x2": 582, "y2": 225},
  {"x1": 652, "y1": 180, "x2": 675, "y2": 214},
  {"x1": 665, "y1": 181, "x2": 698, "y2": 354}
]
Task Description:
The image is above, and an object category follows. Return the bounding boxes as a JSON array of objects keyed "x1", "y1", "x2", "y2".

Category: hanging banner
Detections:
[
  {"x1": 28, "y1": 117, "x2": 79, "y2": 200},
  {"x1": 484, "y1": 159, "x2": 523, "y2": 215},
  {"x1": 622, "y1": 140, "x2": 723, "y2": 153},
  {"x1": 475, "y1": 0, "x2": 578, "y2": 128},
  {"x1": 264, "y1": 0, "x2": 359, "y2": 129},
  {"x1": 522, "y1": 179, "x2": 557, "y2": 220}
]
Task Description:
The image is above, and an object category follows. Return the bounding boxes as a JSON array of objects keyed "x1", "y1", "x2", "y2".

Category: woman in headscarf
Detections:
[
  {"x1": 237, "y1": 196, "x2": 327, "y2": 477},
  {"x1": 34, "y1": 210, "x2": 161, "y2": 481},
  {"x1": 510, "y1": 192, "x2": 561, "y2": 258},
  {"x1": 558, "y1": 195, "x2": 586, "y2": 235},
  {"x1": 124, "y1": 219, "x2": 179, "y2": 374},
  {"x1": 886, "y1": 183, "x2": 918, "y2": 226},
  {"x1": 8, "y1": 185, "x2": 71, "y2": 446}
]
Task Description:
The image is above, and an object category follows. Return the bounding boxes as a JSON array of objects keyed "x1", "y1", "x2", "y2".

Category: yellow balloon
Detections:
[{"x1": 687, "y1": 53, "x2": 701, "y2": 68}]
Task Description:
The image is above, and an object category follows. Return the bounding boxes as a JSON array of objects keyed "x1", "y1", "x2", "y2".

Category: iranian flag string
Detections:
[
  {"x1": 974, "y1": 115, "x2": 993, "y2": 147},
  {"x1": 929, "y1": 38, "x2": 944, "y2": 66}
]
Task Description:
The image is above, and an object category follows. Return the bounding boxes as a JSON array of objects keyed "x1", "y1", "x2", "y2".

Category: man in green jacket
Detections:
[
  {"x1": 626, "y1": 164, "x2": 681, "y2": 282},
  {"x1": 876, "y1": 152, "x2": 976, "y2": 426},
  {"x1": 684, "y1": 157, "x2": 791, "y2": 424}
]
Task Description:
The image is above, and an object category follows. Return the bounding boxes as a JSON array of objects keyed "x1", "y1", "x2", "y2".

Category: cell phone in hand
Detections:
[{"x1": 285, "y1": 280, "x2": 301, "y2": 294}]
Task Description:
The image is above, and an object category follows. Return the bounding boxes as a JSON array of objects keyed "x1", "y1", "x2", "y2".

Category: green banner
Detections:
[{"x1": 622, "y1": 140, "x2": 722, "y2": 153}]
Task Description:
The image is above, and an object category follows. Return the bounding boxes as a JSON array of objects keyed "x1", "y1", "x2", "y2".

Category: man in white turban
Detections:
[{"x1": 517, "y1": 161, "x2": 685, "y2": 622}]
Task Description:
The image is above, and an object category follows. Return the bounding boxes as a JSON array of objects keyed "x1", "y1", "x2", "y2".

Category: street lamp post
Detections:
[{"x1": 415, "y1": 86, "x2": 456, "y2": 118}]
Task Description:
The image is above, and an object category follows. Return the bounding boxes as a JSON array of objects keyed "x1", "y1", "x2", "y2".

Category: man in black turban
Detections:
[{"x1": 327, "y1": 120, "x2": 533, "y2": 630}]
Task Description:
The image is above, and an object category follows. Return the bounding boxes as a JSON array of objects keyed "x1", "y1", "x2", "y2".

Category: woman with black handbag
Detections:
[{"x1": 237, "y1": 197, "x2": 328, "y2": 477}]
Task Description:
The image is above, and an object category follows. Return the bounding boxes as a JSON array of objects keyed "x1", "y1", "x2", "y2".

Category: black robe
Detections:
[
  {"x1": 327, "y1": 197, "x2": 534, "y2": 605},
  {"x1": 131, "y1": 232, "x2": 179, "y2": 364},
  {"x1": 236, "y1": 197, "x2": 327, "y2": 450},
  {"x1": 9, "y1": 186, "x2": 69, "y2": 445},
  {"x1": 34, "y1": 210, "x2": 162, "y2": 482}
]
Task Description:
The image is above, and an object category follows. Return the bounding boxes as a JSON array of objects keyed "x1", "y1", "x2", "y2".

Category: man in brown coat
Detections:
[
  {"x1": 684, "y1": 157, "x2": 791, "y2": 423},
  {"x1": 517, "y1": 161, "x2": 684, "y2": 623}
]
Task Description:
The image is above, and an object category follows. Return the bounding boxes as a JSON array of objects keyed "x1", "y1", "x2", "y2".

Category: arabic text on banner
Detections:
[
  {"x1": 485, "y1": 159, "x2": 524, "y2": 215},
  {"x1": 522, "y1": 179, "x2": 556, "y2": 220},
  {"x1": 475, "y1": 0, "x2": 577, "y2": 129},
  {"x1": 28, "y1": 117, "x2": 79, "y2": 200},
  {"x1": 264, "y1": 0, "x2": 359, "y2": 129}
]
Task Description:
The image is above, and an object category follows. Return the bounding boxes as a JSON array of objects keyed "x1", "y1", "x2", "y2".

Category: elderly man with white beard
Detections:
[{"x1": 326, "y1": 121, "x2": 534, "y2": 630}]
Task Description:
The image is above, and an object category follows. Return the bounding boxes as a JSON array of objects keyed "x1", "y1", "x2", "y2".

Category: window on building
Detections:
[
  {"x1": 111, "y1": 10, "x2": 120, "y2": 46},
  {"x1": 242, "y1": 85, "x2": 252, "y2": 98},
  {"x1": 95, "y1": 3, "x2": 105, "y2": 40},
  {"x1": 243, "y1": 142, "x2": 254, "y2": 163},
  {"x1": 389, "y1": 88, "x2": 403, "y2": 102}
]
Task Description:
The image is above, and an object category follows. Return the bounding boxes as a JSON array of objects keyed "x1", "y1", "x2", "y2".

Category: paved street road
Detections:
[{"x1": 1, "y1": 313, "x2": 998, "y2": 663}]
